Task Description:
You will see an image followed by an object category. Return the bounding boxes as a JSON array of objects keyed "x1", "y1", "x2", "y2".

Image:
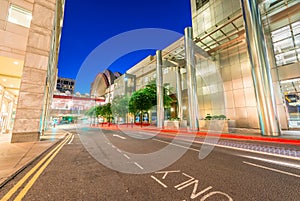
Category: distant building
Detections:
[
  {"x1": 90, "y1": 69, "x2": 122, "y2": 103},
  {"x1": 56, "y1": 77, "x2": 75, "y2": 94},
  {"x1": 50, "y1": 92, "x2": 105, "y2": 124}
]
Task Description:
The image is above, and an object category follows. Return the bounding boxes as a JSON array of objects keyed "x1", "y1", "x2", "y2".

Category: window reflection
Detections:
[{"x1": 271, "y1": 21, "x2": 300, "y2": 67}]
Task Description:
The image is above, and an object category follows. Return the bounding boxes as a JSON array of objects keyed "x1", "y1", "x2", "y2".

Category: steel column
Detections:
[
  {"x1": 156, "y1": 50, "x2": 164, "y2": 128},
  {"x1": 176, "y1": 66, "x2": 183, "y2": 120},
  {"x1": 240, "y1": 0, "x2": 281, "y2": 136},
  {"x1": 184, "y1": 27, "x2": 199, "y2": 130}
]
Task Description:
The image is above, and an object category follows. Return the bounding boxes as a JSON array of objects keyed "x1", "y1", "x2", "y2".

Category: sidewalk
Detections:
[{"x1": 0, "y1": 128, "x2": 68, "y2": 187}]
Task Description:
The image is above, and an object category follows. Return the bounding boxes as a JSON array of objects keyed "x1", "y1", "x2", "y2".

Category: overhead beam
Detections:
[
  {"x1": 208, "y1": 30, "x2": 246, "y2": 54},
  {"x1": 194, "y1": 13, "x2": 243, "y2": 43},
  {"x1": 265, "y1": 2, "x2": 300, "y2": 24}
]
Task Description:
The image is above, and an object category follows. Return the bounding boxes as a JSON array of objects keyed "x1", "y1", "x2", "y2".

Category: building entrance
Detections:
[{"x1": 280, "y1": 78, "x2": 300, "y2": 128}]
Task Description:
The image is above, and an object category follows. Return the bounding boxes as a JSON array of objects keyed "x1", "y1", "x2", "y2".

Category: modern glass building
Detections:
[
  {"x1": 189, "y1": 0, "x2": 300, "y2": 135},
  {"x1": 90, "y1": 0, "x2": 299, "y2": 136}
]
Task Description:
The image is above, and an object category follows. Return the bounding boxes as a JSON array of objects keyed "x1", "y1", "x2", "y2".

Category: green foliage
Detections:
[
  {"x1": 204, "y1": 114, "x2": 212, "y2": 120},
  {"x1": 111, "y1": 95, "x2": 130, "y2": 118},
  {"x1": 99, "y1": 103, "x2": 112, "y2": 122},
  {"x1": 169, "y1": 117, "x2": 180, "y2": 121},
  {"x1": 85, "y1": 106, "x2": 101, "y2": 117},
  {"x1": 204, "y1": 114, "x2": 227, "y2": 120},
  {"x1": 145, "y1": 81, "x2": 173, "y2": 109},
  {"x1": 218, "y1": 114, "x2": 227, "y2": 120},
  {"x1": 129, "y1": 89, "x2": 153, "y2": 114},
  {"x1": 129, "y1": 82, "x2": 174, "y2": 115}
]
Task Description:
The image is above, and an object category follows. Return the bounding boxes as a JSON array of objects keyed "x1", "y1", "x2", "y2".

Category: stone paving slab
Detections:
[{"x1": 0, "y1": 129, "x2": 68, "y2": 186}]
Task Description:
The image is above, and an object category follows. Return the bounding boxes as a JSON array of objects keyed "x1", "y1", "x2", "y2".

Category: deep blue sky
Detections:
[{"x1": 58, "y1": 0, "x2": 192, "y2": 93}]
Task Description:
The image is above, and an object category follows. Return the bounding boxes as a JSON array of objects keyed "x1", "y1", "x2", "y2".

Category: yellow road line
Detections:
[
  {"x1": 14, "y1": 134, "x2": 71, "y2": 201},
  {"x1": 0, "y1": 134, "x2": 71, "y2": 201}
]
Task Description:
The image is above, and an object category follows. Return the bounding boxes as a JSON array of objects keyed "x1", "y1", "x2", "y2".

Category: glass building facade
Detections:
[
  {"x1": 190, "y1": 0, "x2": 300, "y2": 133},
  {"x1": 91, "y1": 0, "x2": 299, "y2": 135}
]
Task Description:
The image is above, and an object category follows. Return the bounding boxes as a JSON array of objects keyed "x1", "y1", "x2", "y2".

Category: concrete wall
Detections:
[{"x1": 7, "y1": 0, "x2": 64, "y2": 142}]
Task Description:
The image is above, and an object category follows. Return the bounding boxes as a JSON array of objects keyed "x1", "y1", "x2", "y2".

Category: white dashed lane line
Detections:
[
  {"x1": 134, "y1": 162, "x2": 144, "y2": 170},
  {"x1": 113, "y1": 134, "x2": 126, "y2": 139},
  {"x1": 123, "y1": 154, "x2": 130, "y2": 159},
  {"x1": 107, "y1": 141, "x2": 143, "y2": 169}
]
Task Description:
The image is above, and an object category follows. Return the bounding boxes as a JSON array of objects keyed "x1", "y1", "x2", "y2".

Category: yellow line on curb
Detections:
[
  {"x1": 14, "y1": 134, "x2": 71, "y2": 201},
  {"x1": 0, "y1": 134, "x2": 71, "y2": 201}
]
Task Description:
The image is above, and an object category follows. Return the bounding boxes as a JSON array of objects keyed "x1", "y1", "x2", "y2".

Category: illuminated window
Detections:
[
  {"x1": 8, "y1": 4, "x2": 32, "y2": 28},
  {"x1": 271, "y1": 21, "x2": 300, "y2": 66}
]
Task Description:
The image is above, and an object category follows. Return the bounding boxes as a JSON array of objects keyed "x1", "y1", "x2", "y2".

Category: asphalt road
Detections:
[{"x1": 0, "y1": 127, "x2": 299, "y2": 201}]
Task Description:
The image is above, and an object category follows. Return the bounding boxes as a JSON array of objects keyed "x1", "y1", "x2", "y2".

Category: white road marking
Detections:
[
  {"x1": 117, "y1": 148, "x2": 122, "y2": 153},
  {"x1": 113, "y1": 134, "x2": 126, "y2": 139},
  {"x1": 175, "y1": 173, "x2": 195, "y2": 189},
  {"x1": 155, "y1": 170, "x2": 180, "y2": 179},
  {"x1": 153, "y1": 138, "x2": 300, "y2": 161},
  {"x1": 239, "y1": 155, "x2": 300, "y2": 169},
  {"x1": 151, "y1": 175, "x2": 167, "y2": 188},
  {"x1": 134, "y1": 162, "x2": 144, "y2": 170},
  {"x1": 243, "y1": 161, "x2": 300, "y2": 178},
  {"x1": 123, "y1": 154, "x2": 130, "y2": 159},
  {"x1": 68, "y1": 134, "x2": 74, "y2": 144},
  {"x1": 200, "y1": 191, "x2": 233, "y2": 201}
]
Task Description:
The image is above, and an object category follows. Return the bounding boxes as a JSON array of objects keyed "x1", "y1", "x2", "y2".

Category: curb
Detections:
[
  {"x1": 146, "y1": 128, "x2": 300, "y2": 146},
  {"x1": 0, "y1": 132, "x2": 69, "y2": 189}
]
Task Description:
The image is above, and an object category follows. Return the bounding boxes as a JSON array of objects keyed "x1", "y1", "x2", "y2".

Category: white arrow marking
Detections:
[{"x1": 113, "y1": 134, "x2": 126, "y2": 139}]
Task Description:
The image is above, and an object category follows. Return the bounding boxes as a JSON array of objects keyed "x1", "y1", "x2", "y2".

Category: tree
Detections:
[
  {"x1": 111, "y1": 95, "x2": 130, "y2": 123},
  {"x1": 145, "y1": 81, "x2": 173, "y2": 109},
  {"x1": 128, "y1": 82, "x2": 174, "y2": 127},
  {"x1": 85, "y1": 106, "x2": 96, "y2": 117},
  {"x1": 98, "y1": 103, "x2": 112, "y2": 123},
  {"x1": 129, "y1": 89, "x2": 153, "y2": 127},
  {"x1": 85, "y1": 105, "x2": 101, "y2": 124}
]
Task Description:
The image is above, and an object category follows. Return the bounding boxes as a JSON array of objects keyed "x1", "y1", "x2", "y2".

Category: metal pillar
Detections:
[
  {"x1": 184, "y1": 27, "x2": 199, "y2": 130},
  {"x1": 156, "y1": 50, "x2": 164, "y2": 128},
  {"x1": 241, "y1": 0, "x2": 281, "y2": 136},
  {"x1": 176, "y1": 66, "x2": 183, "y2": 120}
]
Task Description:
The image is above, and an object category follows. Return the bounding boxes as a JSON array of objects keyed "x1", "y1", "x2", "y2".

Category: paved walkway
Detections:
[{"x1": 0, "y1": 129, "x2": 68, "y2": 187}]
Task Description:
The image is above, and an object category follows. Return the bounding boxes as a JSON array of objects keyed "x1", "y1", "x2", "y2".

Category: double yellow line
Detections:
[{"x1": 1, "y1": 134, "x2": 72, "y2": 201}]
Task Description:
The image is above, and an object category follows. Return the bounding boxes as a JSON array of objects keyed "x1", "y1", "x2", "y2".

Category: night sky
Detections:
[{"x1": 58, "y1": 0, "x2": 192, "y2": 93}]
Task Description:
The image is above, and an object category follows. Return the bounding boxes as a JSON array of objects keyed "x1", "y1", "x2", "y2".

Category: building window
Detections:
[
  {"x1": 196, "y1": 0, "x2": 209, "y2": 10},
  {"x1": 8, "y1": 4, "x2": 32, "y2": 28},
  {"x1": 271, "y1": 21, "x2": 300, "y2": 67}
]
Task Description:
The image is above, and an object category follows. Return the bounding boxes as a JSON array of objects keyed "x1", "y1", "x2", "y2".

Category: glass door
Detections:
[{"x1": 280, "y1": 78, "x2": 300, "y2": 128}]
